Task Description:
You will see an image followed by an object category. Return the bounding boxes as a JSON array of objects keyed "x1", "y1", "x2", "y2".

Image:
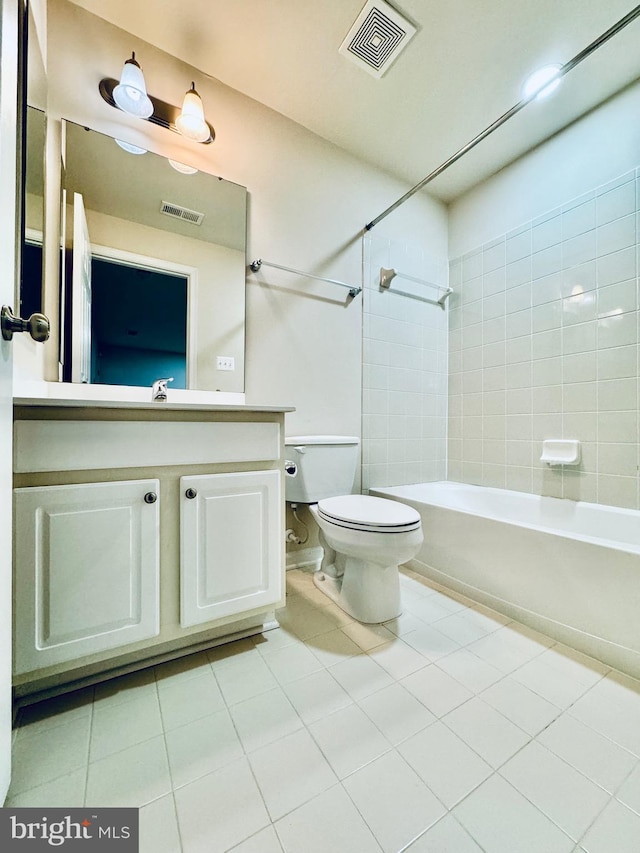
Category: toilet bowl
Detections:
[
  {"x1": 309, "y1": 494, "x2": 423, "y2": 623},
  {"x1": 284, "y1": 435, "x2": 423, "y2": 624}
]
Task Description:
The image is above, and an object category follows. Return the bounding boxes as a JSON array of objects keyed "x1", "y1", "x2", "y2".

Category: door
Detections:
[
  {"x1": 70, "y1": 192, "x2": 92, "y2": 383},
  {"x1": 180, "y1": 470, "x2": 282, "y2": 627},
  {"x1": 0, "y1": 0, "x2": 20, "y2": 805}
]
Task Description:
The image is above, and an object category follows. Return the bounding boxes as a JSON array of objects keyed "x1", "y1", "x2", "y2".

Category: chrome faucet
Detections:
[{"x1": 152, "y1": 377, "x2": 174, "y2": 401}]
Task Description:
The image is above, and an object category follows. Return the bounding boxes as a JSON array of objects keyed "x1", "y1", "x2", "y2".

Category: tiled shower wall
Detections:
[
  {"x1": 362, "y1": 234, "x2": 448, "y2": 491},
  {"x1": 448, "y1": 168, "x2": 640, "y2": 509}
]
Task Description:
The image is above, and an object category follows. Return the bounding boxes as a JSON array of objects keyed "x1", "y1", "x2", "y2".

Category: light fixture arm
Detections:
[{"x1": 99, "y1": 77, "x2": 215, "y2": 144}]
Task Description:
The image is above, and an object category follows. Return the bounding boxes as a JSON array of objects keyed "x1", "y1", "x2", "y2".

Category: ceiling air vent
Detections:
[
  {"x1": 339, "y1": 0, "x2": 416, "y2": 78},
  {"x1": 159, "y1": 200, "x2": 205, "y2": 225}
]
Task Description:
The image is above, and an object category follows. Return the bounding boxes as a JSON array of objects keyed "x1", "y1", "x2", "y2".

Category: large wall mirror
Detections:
[{"x1": 56, "y1": 121, "x2": 247, "y2": 393}]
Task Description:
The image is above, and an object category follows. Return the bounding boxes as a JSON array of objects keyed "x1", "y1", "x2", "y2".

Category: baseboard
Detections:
[{"x1": 286, "y1": 546, "x2": 322, "y2": 572}]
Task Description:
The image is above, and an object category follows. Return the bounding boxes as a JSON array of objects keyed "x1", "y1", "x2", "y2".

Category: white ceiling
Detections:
[{"x1": 68, "y1": 0, "x2": 640, "y2": 202}]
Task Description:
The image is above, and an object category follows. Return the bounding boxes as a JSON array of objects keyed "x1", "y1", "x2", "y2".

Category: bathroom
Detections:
[{"x1": 2, "y1": 0, "x2": 640, "y2": 850}]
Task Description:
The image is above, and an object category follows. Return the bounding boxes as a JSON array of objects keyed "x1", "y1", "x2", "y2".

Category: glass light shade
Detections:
[
  {"x1": 113, "y1": 53, "x2": 154, "y2": 118},
  {"x1": 522, "y1": 64, "x2": 562, "y2": 101},
  {"x1": 175, "y1": 83, "x2": 210, "y2": 142},
  {"x1": 168, "y1": 159, "x2": 198, "y2": 174},
  {"x1": 115, "y1": 139, "x2": 147, "y2": 155}
]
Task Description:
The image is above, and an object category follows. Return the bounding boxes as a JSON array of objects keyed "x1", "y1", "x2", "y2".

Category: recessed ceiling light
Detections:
[{"x1": 522, "y1": 64, "x2": 562, "y2": 100}]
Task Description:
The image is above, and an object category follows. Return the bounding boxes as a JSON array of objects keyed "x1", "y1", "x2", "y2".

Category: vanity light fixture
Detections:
[
  {"x1": 115, "y1": 139, "x2": 148, "y2": 155},
  {"x1": 99, "y1": 56, "x2": 215, "y2": 144},
  {"x1": 168, "y1": 159, "x2": 199, "y2": 175},
  {"x1": 175, "y1": 83, "x2": 210, "y2": 143},
  {"x1": 112, "y1": 53, "x2": 154, "y2": 118}
]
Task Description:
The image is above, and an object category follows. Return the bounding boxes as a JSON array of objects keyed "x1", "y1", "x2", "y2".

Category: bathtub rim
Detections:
[{"x1": 371, "y1": 481, "x2": 640, "y2": 557}]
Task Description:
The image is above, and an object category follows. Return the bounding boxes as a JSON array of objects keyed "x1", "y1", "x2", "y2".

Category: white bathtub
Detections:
[{"x1": 371, "y1": 481, "x2": 640, "y2": 679}]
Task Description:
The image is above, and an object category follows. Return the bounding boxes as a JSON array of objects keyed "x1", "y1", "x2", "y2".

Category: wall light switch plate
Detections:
[{"x1": 216, "y1": 356, "x2": 235, "y2": 371}]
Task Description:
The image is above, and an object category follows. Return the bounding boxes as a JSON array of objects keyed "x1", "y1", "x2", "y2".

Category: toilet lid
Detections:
[{"x1": 317, "y1": 495, "x2": 421, "y2": 532}]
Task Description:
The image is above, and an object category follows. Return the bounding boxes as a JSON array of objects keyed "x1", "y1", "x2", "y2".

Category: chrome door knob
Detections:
[{"x1": 1, "y1": 305, "x2": 50, "y2": 342}]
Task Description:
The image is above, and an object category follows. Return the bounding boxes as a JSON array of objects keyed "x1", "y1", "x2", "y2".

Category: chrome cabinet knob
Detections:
[
  {"x1": 143, "y1": 492, "x2": 158, "y2": 504},
  {"x1": 185, "y1": 488, "x2": 197, "y2": 499}
]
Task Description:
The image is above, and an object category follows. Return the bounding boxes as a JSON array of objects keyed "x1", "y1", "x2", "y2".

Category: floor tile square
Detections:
[
  {"x1": 443, "y1": 697, "x2": 530, "y2": 768},
  {"x1": 399, "y1": 721, "x2": 492, "y2": 808},
  {"x1": 402, "y1": 624, "x2": 462, "y2": 661},
  {"x1": 512, "y1": 654, "x2": 594, "y2": 708},
  {"x1": 275, "y1": 784, "x2": 380, "y2": 853},
  {"x1": 229, "y1": 687, "x2": 303, "y2": 754},
  {"x1": 536, "y1": 714, "x2": 638, "y2": 794},
  {"x1": 480, "y1": 675, "x2": 562, "y2": 735},
  {"x1": 453, "y1": 774, "x2": 575, "y2": 853},
  {"x1": 580, "y1": 798, "x2": 640, "y2": 853},
  {"x1": 248, "y1": 729, "x2": 337, "y2": 821},
  {"x1": 329, "y1": 653, "x2": 394, "y2": 699},
  {"x1": 154, "y1": 651, "x2": 213, "y2": 688},
  {"x1": 340, "y1": 620, "x2": 396, "y2": 651},
  {"x1": 214, "y1": 654, "x2": 279, "y2": 705},
  {"x1": 304, "y1": 628, "x2": 362, "y2": 665},
  {"x1": 569, "y1": 685, "x2": 640, "y2": 756},
  {"x1": 4, "y1": 768, "x2": 86, "y2": 808},
  {"x1": 359, "y1": 682, "x2": 436, "y2": 744},
  {"x1": 282, "y1": 669, "x2": 352, "y2": 725},
  {"x1": 262, "y1": 641, "x2": 325, "y2": 684},
  {"x1": 9, "y1": 717, "x2": 91, "y2": 797},
  {"x1": 158, "y1": 671, "x2": 226, "y2": 731},
  {"x1": 230, "y1": 825, "x2": 284, "y2": 853},
  {"x1": 15, "y1": 687, "x2": 93, "y2": 739},
  {"x1": 139, "y1": 793, "x2": 182, "y2": 853},
  {"x1": 616, "y1": 763, "x2": 640, "y2": 816},
  {"x1": 367, "y1": 637, "x2": 428, "y2": 679},
  {"x1": 90, "y1": 690, "x2": 163, "y2": 761},
  {"x1": 174, "y1": 757, "x2": 270, "y2": 852},
  {"x1": 165, "y1": 709, "x2": 243, "y2": 789},
  {"x1": 436, "y1": 647, "x2": 504, "y2": 692},
  {"x1": 309, "y1": 703, "x2": 391, "y2": 779},
  {"x1": 500, "y1": 741, "x2": 610, "y2": 841},
  {"x1": 404, "y1": 814, "x2": 485, "y2": 852},
  {"x1": 343, "y1": 750, "x2": 446, "y2": 853},
  {"x1": 93, "y1": 668, "x2": 157, "y2": 709},
  {"x1": 401, "y1": 663, "x2": 473, "y2": 717},
  {"x1": 466, "y1": 624, "x2": 549, "y2": 673},
  {"x1": 85, "y1": 736, "x2": 171, "y2": 808}
]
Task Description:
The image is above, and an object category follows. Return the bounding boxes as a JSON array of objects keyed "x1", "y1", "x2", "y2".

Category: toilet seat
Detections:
[{"x1": 317, "y1": 494, "x2": 421, "y2": 533}]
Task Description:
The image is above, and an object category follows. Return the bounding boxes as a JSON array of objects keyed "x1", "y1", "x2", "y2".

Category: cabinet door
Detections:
[
  {"x1": 180, "y1": 470, "x2": 282, "y2": 627},
  {"x1": 14, "y1": 480, "x2": 160, "y2": 674}
]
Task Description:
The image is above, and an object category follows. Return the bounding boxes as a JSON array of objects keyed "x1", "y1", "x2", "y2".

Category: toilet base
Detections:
[{"x1": 312, "y1": 557, "x2": 402, "y2": 624}]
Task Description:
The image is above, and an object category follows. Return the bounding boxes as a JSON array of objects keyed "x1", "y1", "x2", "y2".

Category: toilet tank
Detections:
[{"x1": 284, "y1": 436, "x2": 359, "y2": 503}]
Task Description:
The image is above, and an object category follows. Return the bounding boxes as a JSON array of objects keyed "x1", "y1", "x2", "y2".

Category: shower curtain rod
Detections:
[{"x1": 364, "y1": 5, "x2": 640, "y2": 232}]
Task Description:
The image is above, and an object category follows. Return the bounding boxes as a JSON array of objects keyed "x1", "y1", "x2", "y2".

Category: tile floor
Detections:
[{"x1": 7, "y1": 567, "x2": 640, "y2": 852}]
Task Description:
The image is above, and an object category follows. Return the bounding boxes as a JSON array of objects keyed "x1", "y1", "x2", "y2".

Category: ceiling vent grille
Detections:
[
  {"x1": 339, "y1": 0, "x2": 416, "y2": 78},
  {"x1": 159, "y1": 200, "x2": 205, "y2": 225}
]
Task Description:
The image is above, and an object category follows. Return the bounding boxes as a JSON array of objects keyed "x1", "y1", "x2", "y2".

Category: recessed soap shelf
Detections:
[{"x1": 540, "y1": 439, "x2": 581, "y2": 466}]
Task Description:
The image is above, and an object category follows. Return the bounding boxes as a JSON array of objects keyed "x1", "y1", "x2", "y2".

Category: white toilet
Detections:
[{"x1": 285, "y1": 436, "x2": 423, "y2": 623}]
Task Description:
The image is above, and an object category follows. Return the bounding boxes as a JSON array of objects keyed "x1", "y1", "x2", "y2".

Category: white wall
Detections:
[{"x1": 45, "y1": 0, "x2": 448, "y2": 440}]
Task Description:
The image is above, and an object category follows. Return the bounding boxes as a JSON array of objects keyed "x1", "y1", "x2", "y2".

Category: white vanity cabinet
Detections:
[
  {"x1": 13, "y1": 479, "x2": 160, "y2": 675},
  {"x1": 180, "y1": 470, "x2": 281, "y2": 627},
  {"x1": 12, "y1": 403, "x2": 289, "y2": 697}
]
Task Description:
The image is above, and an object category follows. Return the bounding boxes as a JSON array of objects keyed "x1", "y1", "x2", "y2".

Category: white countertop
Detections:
[{"x1": 13, "y1": 381, "x2": 294, "y2": 413}]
